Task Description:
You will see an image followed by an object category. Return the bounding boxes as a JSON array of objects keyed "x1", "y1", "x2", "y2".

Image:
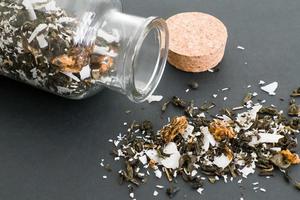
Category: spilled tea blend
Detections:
[{"x1": 101, "y1": 83, "x2": 300, "y2": 199}]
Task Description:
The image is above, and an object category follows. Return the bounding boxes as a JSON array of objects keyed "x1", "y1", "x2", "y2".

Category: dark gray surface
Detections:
[{"x1": 0, "y1": 0, "x2": 300, "y2": 199}]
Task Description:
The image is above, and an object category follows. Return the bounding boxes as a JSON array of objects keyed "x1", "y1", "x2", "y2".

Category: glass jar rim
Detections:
[{"x1": 124, "y1": 17, "x2": 169, "y2": 103}]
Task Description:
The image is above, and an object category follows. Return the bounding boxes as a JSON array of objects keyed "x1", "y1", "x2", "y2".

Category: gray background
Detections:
[{"x1": 0, "y1": 0, "x2": 300, "y2": 199}]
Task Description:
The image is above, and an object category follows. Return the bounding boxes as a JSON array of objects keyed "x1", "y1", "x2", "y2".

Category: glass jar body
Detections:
[{"x1": 0, "y1": 0, "x2": 168, "y2": 102}]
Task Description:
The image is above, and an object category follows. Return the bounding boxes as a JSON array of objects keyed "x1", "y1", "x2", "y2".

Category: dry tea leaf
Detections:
[
  {"x1": 166, "y1": 185, "x2": 180, "y2": 198},
  {"x1": 161, "y1": 101, "x2": 171, "y2": 113},
  {"x1": 291, "y1": 87, "x2": 300, "y2": 97},
  {"x1": 288, "y1": 99, "x2": 300, "y2": 117},
  {"x1": 224, "y1": 145, "x2": 233, "y2": 160},
  {"x1": 281, "y1": 149, "x2": 300, "y2": 164},
  {"x1": 199, "y1": 101, "x2": 216, "y2": 111},
  {"x1": 270, "y1": 153, "x2": 291, "y2": 169},
  {"x1": 160, "y1": 116, "x2": 188, "y2": 143},
  {"x1": 295, "y1": 181, "x2": 300, "y2": 190},
  {"x1": 243, "y1": 93, "x2": 253, "y2": 104},
  {"x1": 172, "y1": 96, "x2": 188, "y2": 108},
  {"x1": 209, "y1": 119, "x2": 236, "y2": 141}
]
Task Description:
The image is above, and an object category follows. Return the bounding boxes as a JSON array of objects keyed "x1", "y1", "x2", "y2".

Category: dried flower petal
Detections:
[
  {"x1": 281, "y1": 150, "x2": 300, "y2": 164},
  {"x1": 160, "y1": 116, "x2": 188, "y2": 143},
  {"x1": 90, "y1": 55, "x2": 113, "y2": 75},
  {"x1": 209, "y1": 119, "x2": 236, "y2": 141},
  {"x1": 52, "y1": 47, "x2": 93, "y2": 73}
]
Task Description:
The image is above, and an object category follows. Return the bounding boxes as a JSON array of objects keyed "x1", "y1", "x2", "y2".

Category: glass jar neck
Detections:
[{"x1": 97, "y1": 10, "x2": 169, "y2": 103}]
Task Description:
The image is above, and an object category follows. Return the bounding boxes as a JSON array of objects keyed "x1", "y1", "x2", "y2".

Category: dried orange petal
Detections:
[
  {"x1": 281, "y1": 149, "x2": 300, "y2": 164},
  {"x1": 209, "y1": 119, "x2": 235, "y2": 141},
  {"x1": 160, "y1": 116, "x2": 188, "y2": 143},
  {"x1": 52, "y1": 47, "x2": 92, "y2": 73},
  {"x1": 149, "y1": 159, "x2": 157, "y2": 169}
]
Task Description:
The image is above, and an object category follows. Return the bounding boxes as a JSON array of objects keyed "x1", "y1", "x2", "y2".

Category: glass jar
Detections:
[{"x1": 0, "y1": 0, "x2": 169, "y2": 102}]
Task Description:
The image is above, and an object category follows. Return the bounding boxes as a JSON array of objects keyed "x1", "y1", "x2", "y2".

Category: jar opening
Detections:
[{"x1": 127, "y1": 17, "x2": 169, "y2": 103}]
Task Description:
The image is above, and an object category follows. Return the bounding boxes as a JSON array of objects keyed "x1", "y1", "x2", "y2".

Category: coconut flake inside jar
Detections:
[{"x1": 0, "y1": 0, "x2": 168, "y2": 102}]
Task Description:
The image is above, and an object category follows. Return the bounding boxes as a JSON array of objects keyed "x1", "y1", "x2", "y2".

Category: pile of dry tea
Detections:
[
  {"x1": 0, "y1": 0, "x2": 119, "y2": 98},
  {"x1": 102, "y1": 87, "x2": 300, "y2": 199}
]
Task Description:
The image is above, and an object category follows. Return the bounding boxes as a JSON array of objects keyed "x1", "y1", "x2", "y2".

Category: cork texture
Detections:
[{"x1": 166, "y1": 12, "x2": 228, "y2": 72}]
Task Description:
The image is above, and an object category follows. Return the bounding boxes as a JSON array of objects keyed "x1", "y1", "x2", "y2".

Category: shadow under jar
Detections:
[{"x1": 0, "y1": 0, "x2": 169, "y2": 102}]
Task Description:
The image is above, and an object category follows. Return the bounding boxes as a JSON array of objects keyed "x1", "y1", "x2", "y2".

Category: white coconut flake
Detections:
[
  {"x1": 201, "y1": 127, "x2": 216, "y2": 151},
  {"x1": 154, "y1": 169, "x2": 162, "y2": 179},
  {"x1": 259, "y1": 80, "x2": 266, "y2": 85},
  {"x1": 237, "y1": 45, "x2": 245, "y2": 50},
  {"x1": 80, "y1": 65, "x2": 91, "y2": 80},
  {"x1": 61, "y1": 72, "x2": 80, "y2": 82},
  {"x1": 153, "y1": 190, "x2": 159, "y2": 196},
  {"x1": 236, "y1": 105, "x2": 262, "y2": 130},
  {"x1": 270, "y1": 147, "x2": 281, "y2": 152},
  {"x1": 129, "y1": 192, "x2": 134, "y2": 199},
  {"x1": 145, "y1": 149, "x2": 160, "y2": 163},
  {"x1": 102, "y1": 175, "x2": 107, "y2": 179},
  {"x1": 36, "y1": 34, "x2": 48, "y2": 48},
  {"x1": 249, "y1": 133, "x2": 284, "y2": 146},
  {"x1": 239, "y1": 162, "x2": 255, "y2": 178},
  {"x1": 191, "y1": 170, "x2": 197, "y2": 177},
  {"x1": 113, "y1": 140, "x2": 120, "y2": 147},
  {"x1": 147, "y1": 95, "x2": 163, "y2": 103},
  {"x1": 160, "y1": 142, "x2": 181, "y2": 169},
  {"x1": 44, "y1": 0, "x2": 60, "y2": 12},
  {"x1": 238, "y1": 179, "x2": 242, "y2": 184},
  {"x1": 182, "y1": 125, "x2": 194, "y2": 140},
  {"x1": 258, "y1": 133, "x2": 284, "y2": 143},
  {"x1": 22, "y1": 0, "x2": 37, "y2": 20},
  {"x1": 261, "y1": 82, "x2": 278, "y2": 96},
  {"x1": 28, "y1": 23, "x2": 48, "y2": 43},
  {"x1": 197, "y1": 188, "x2": 204, "y2": 194},
  {"x1": 58, "y1": 17, "x2": 76, "y2": 24},
  {"x1": 233, "y1": 106, "x2": 244, "y2": 111},
  {"x1": 213, "y1": 154, "x2": 232, "y2": 169},
  {"x1": 97, "y1": 29, "x2": 120, "y2": 43},
  {"x1": 260, "y1": 188, "x2": 266, "y2": 192},
  {"x1": 139, "y1": 155, "x2": 148, "y2": 165},
  {"x1": 223, "y1": 175, "x2": 228, "y2": 183},
  {"x1": 213, "y1": 94, "x2": 218, "y2": 98},
  {"x1": 198, "y1": 112, "x2": 206, "y2": 118},
  {"x1": 93, "y1": 46, "x2": 118, "y2": 57}
]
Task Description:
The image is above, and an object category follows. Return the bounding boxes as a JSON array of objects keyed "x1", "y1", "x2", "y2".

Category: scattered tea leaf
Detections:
[{"x1": 291, "y1": 87, "x2": 300, "y2": 97}]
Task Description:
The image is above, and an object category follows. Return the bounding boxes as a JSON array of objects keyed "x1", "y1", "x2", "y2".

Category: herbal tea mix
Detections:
[
  {"x1": 0, "y1": 0, "x2": 118, "y2": 98},
  {"x1": 100, "y1": 83, "x2": 300, "y2": 199}
]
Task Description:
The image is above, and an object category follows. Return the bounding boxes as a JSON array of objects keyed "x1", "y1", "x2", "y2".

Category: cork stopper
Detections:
[{"x1": 166, "y1": 12, "x2": 228, "y2": 72}]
